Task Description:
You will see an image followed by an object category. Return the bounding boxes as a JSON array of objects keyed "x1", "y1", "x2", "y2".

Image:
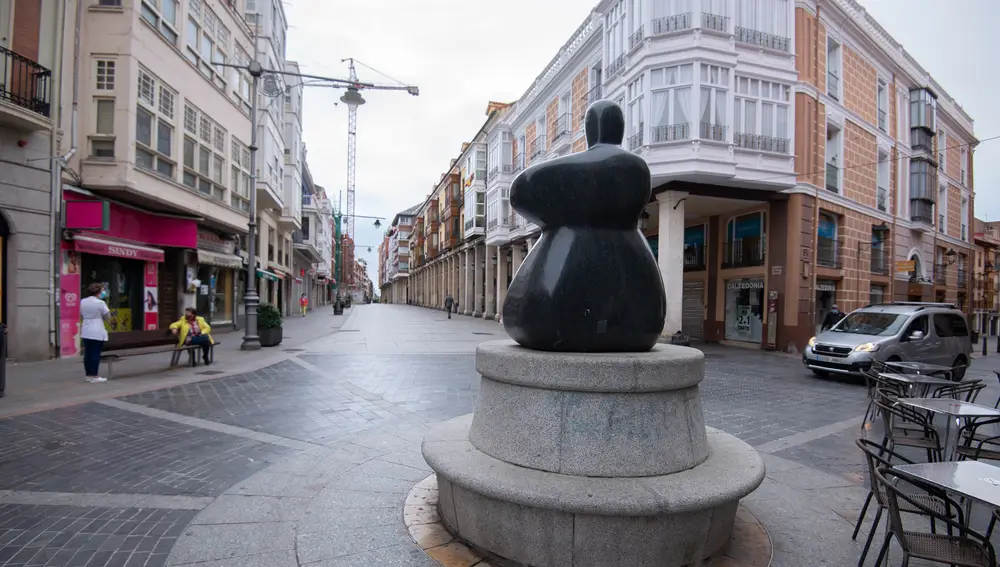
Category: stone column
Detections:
[
  {"x1": 485, "y1": 246, "x2": 497, "y2": 319},
  {"x1": 496, "y1": 245, "x2": 509, "y2": 318},
  {"x1": 512, "y1": 243, "x2": 526, "y2": 278},
  {"x1": 657, "y1": 190, "x2": 687, "y2": 337},
  {"x1": 464, "y1": 249, "x2": 474, "y2": 315},
  {"x1": 474, "y1": 245, "x2": 484, "y2": 317}
]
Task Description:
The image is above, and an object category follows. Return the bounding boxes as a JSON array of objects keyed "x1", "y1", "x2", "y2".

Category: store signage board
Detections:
[
  {"x1": 896, "y1": 260, "x2": 916, "y2": 272},
  {"x1": 63, "y1": 200, "x2": 110, "y2": 230},
  {"x1": 73, "y1": 237, "x2": 164, "y2": 263}
]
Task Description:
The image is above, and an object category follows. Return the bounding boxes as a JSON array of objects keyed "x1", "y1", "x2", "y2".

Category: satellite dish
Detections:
[{"x1": 261, "y1": 74, "x2": 283, "y2": 97}]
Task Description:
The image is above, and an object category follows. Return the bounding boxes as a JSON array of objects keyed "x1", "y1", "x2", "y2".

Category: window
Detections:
[
  {"x1": 605, "y1": 1, "x2": 627, "y2": 77},
  {"x1": 139, "y1": 0, "x2": 179, "y2": 45},
  {"x1": 699, "y1": 63, "x2": 728, "y2": 141},
  {"x1": 734, "y1": 0, "x2": 790, "y2": 49},
  {"x1": 817, "y1": 212, "x2": 839, "y2": 268},
  {"x1": 649, "y1": 63, "x2": 693, "y2": 142},
  {"x1": 185, "y1": 0, "x2": 230, "y2": 89},
  {"x1": 734, "y1": 76, "x2": 790, "y2": 152},
  {"x1": 877, "y1": 149, "x2": 889, "y2": 211},
  {"x1": 95, "y1": 99, "x2": 114, "y2": 134},
  {"x1": 91, "y1": 98, "x2": 115, "y2": 158},
  {"x1": 909, "y1": 88, "x2": 937, "y2": 132},
  {"x1": 95, "y1": 60, "x2": 116, "y2": 91},
  {"x1": 877, "y1": 79, "x2": 887, "y2": 132},
  {"x1": 182, "y1": 102, "x2": 226, "y2": 201},
  {"x1": 937, "y1": 130, "x2": 946, "y2": 170},
  {"x1": 825, "y1": 122, "x2": 842, "y2": 192},
  {"x1": 135, "y1": 68, "x2": 176, "y2": 179},
  {"x1": 98, "y1": 0, "x2": 123, "y2": 5},
  {"x1": 961, "y1": 147, "x2": 968, "y2": 185},
  {"x1": 232, "y1": 45, "x2": 252, "y2": 114},
  {"x1": 826, "y1": 37, "x2": 841, "y2": 100},
  {"x1": 651, "y1": 0, "x2": 694, "y2": 33},
  {"x1": 230, "y1": 136, "x2": 251, "y2": 212},
  {"x1": 627, "y1": 75, "x2": 644, "y2": 149},
  {"x1": 937, "y1": 184, "x2": 947, "y2": 233},
  {"x1": 869, "y1": 285, "x2": 886, "y2": 305}
]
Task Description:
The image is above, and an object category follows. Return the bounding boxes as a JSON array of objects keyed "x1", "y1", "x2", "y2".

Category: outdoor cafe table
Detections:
[
  {"x1": 894, "y1": 460, "x2": 1000, "y2": 530},
  {"x1": 879, "y1": 372, "x2": 957, "y2": 397},
  {"x1": 896, "y1": 398, "x2": 1000, "y2": 461},
  {"x1": 885, "y1": 360, "x2": 957, "y2": 378}
]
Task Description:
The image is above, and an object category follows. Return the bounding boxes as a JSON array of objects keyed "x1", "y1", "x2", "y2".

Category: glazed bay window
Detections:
[
  {"x1": 627, "y1": 75, "x2": 644, "y2": 150},
  {"x1": 233, "y1": 45, "x2": 252, "y2": 114},
  {"x1": 487, "y1": 131, "x2": 512, "y2": 177},
  {"x1": 910, "y1": 88, "x2": 937, "y2": 132},
  {"x1": 734, "y1": 76, "x2": 790, "y2": 153},
  {"x1": 185, "y1": 0, "x2": 230, "y2": 89},
  {"x1": 605, "y1": 1, "x2": 627, "y2": 78},
  {"x1": 140, "y1": 0, "x2": 179, "y2": 45},
  {"x1": 909, "y1": 158, "x2": 936, "y2": 223},
  {"x1": 699, "y1": 64, "x2": 728, "y2": 142},
  {"x1": 650, "y1": 0, "x2": 693, "y2": 34},
  {"x1": 734, "y1": 0, "x2": 790, "y2": 52},
  {"x1": 135, "y1": 68, "x2": 176, "y2": 179},
  {"x1": 230, "y1": 136, "x2": 251, "y2": 212},
  {"x1": 649, "y1": 63, "x2": 692, "y2": 143},
  {"x1": 90, "y1": 98, "x2": 115, "y2": 158},
  {"x1": 183, "y1": 103, "x2": 226, "y2": 201}
]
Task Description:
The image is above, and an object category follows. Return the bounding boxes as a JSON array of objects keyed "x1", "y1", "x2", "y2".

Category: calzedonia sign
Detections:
[{"x1": 726, "y1": 279, "x2": 764, "y2": 291}]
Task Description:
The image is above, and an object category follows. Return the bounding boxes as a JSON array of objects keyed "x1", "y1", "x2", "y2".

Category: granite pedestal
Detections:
[{"x1": 422, "y1": 340, "x2": 765, "y2": 567}]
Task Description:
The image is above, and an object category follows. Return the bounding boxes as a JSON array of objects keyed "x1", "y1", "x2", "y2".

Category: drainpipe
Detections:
[
  {"x1": 49, "y1": 0, "x2": 80, "y2": 357},
  {"x1": 809, "y1": 5, "x2": 822, "y2": 332},
  {"x1": 890, "y1": 72, "x2": 898, "y2": 303}
]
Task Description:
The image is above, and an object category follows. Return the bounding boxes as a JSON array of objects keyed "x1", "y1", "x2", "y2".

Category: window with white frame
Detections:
[
  {"x1": 627, "y1": 74, "x2": 644, "y2": 149},
  {"x1": 139, "y1": 0, "x2": 179, "y2": 44},
  {"x1": 961, "y1": 147, "x2": 968, "y2": 185},
  {"x1": 650, "y1": 0, "x2": 693, "y2": 33},
  {"x1": 734, "y1": 0, "x2": 790, "y2": 49},
  {"x1": 232, "y1": 44, "x2": 252, "y2": 114},
  {"x1": 962, "y1": 196, "x2": 970, "y2": 241},
  {"x1": 91, "y1": 97, "x2": 115, "y2": 158},
  {"x1": 699, "y1": 63, "x2": 728, "y2": 141},
  {"x1": 877, "y1": 80, "x2": 888, "y2": 132},
  {"x1": 183, "y1": 102, "x2": 226, "y2": 201},
  {"x1": 649, "y1": 64, "x2": 693, "y2": 142},
  {"x1": 826, "y1": 37, "x2": 841, "y2": 100},
  {"x1": 734, "y1": 76, "x2": 790, "y2": 152},
  {"x1": 825, "y1": 122, "x2": 842, "y2": 192},
  {"x1": 605, "y1": 1, "x2": 627, "y2": 76},
  {"x1": 95, "y1": 59, "x2": 116, "y2": 91},
  {"x1": 185, "y1": 0, "x2": 230, "y2": 89},
  {"x1": 230, "y1": 138, "x2": 251, "y2": 212},
  {"x1": 628, "y1": 0, "x2": 644, "y2": 48},
  {"x1": 938, "y1": 129, "x2": 946, "y2": 171},
  {"x1": 877, "y1": 149, "x2": 889, "y2": 211},
  {"x1": 135, "y1": 68, "x2": 176, "y2": 178},
  {"x1": 530, "y1": 116, "x2": 545, "y2": 159},
  {"x1": 897, "y1": 90, "x2": 909, "y2": 142},
  {"x1": 937, "y1": 184, "x2": 947, "y2": 233},
  {"x1": 702, "y1": 0, "x2": 728, "y2": 31}
]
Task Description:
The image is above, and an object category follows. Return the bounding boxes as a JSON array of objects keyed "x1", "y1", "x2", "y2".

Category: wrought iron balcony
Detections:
[
  {"x1": 958, "y1": 269, "x2": 968, "y2": 287},
  {"x1": 934, "y1": 264, "x2": 947, "y2": 286},
  {"x1": 878, "y1": 108, "x2": 887, "y2": 132},
  {"x1": 628, "y1": 126, "x2": 644, "y2": 151},
  {"x1": 877, "y1": 187, "x2": 887, "y2": 212},
  {"x1": 701, "y1": 13, "x2": 728, "y2": 32},
  {"x1": 606, "y1": 55, "x2": 626, "y2": 80},
  {"x1": 825, "y1": 164, "x2": 839, "y2": 192},
  {"x1": 870, "y1": 248, "x2": 890, "y2": 275},
  {"x1": 827, "y1": 72, "x2": 839, "y2": 99},
  {"x1": 629, "y1": 25, "x2": 645, "y2": 50},
  {"x1": 722, "y1": 237, "x2": 765, "y2": 268},
  {"x1": 582, "y1": 84, "x2": 603, "y2": 108},
  {"x1": 652, "y1": 13, "x2": 692, "y2": 35},
  {"x1": 684, "y1": 244, "x2": 705, "y2": 271},
  {"x1": 552, "y1": 113, "x2": 570, "y2": 143},
  {"x1": 816, "y1": 237, "x2": 841, "y2": 269},
  {"x1": 699, "y1": 122, "x2": 727, "y2": 142},
  {"x1": 734, "y1": 26, "x2": 790, "y2": 52},
  {"x1": 0, "y1": 45, "x2": 51, "y2": 118},
  {"x1": 651, "y1": 123, "x2": 690, "y2": 143},
  {"x1": 733, "y1": 132, "x2": 789, "y2": 153},
  {"x1": 528, "y1": 135, "x2": 546, "y2": 160},
  {"x1": 512, "y1": 153, "x2": 524, "y2": 174}
]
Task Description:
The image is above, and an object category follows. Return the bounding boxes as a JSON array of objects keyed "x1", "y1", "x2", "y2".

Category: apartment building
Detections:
[
  {"x1": 403, "y1": 0, "x2": 977, "y2": 354},
  {"x1": 295, "y1": 158, "x2": 332, "y2": 309},
  {"x1": 378, "y1": 203, "x2": 420, "y2": 304},
  {"x1": 972, "y1": 219, "x2": 1000, "y2": 336},
  {"x1": 0, "y1": 1, "x2": 68, "y2": 361}
]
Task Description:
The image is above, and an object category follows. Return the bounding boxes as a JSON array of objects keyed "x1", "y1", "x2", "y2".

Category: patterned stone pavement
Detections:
[{"x1": 1, "y1": 304, "x2": 999, "y2": 566}]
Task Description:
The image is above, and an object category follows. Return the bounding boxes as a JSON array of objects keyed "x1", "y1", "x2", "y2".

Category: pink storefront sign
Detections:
[
  {"x1": 64, "y1": 192, "x2": 197, "y2": 249},
  {"x1": 60, "y1": 247, "x2": 82, "y2": 357}
]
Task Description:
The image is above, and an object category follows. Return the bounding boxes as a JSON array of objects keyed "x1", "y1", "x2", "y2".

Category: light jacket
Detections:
[{"x1": 169, "y1": 316, "x2": 214, "y2": 347}]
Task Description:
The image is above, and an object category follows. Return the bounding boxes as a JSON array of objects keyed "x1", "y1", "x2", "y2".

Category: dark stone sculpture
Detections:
[{"x1": 501, "y1": 100, "x2": 666, "y2": 352}]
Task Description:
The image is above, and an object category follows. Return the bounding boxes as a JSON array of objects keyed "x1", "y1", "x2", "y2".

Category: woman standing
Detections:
[{"x1": 79, "y1": 283, "x2": 111, "y2": 383}]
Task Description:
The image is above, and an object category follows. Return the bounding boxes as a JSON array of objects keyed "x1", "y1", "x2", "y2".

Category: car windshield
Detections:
[{"x1": 831, "y1": 312, "x2": 907, "y2": 336}]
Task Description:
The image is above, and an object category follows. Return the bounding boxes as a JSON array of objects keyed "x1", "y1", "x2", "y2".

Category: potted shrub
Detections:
[{"x1": 258, "y1": 303, "x2": 283, "y2": 347}]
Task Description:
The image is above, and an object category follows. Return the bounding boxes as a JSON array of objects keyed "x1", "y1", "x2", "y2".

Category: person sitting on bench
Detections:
[{"x1": 169, "y1": 308, "x2": 214, "y2": 365}]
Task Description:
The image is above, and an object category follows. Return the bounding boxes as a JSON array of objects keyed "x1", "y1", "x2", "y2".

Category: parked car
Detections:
[{"x1": 802, "y1": 302, "x2": 972, "y2": 380}]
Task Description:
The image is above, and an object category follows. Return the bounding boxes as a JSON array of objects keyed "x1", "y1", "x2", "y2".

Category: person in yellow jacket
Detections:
[{"x1": 170, "y1": 307, "x2": 214, "y2": 365}]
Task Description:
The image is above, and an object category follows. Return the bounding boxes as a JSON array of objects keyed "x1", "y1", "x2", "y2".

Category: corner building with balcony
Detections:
[{"x1": 478, "y1": 0, "x2": 976, "y2": 354}]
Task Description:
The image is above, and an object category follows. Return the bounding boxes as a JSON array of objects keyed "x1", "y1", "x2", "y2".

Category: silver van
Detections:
[{"x1": 802, "y1": 303, "x2": 973, "y2": 380}]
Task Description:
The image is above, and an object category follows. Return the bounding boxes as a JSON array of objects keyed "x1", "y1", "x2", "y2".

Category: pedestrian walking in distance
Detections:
[
  {"x1": 80, "y1": 283, "x2": 112, "y2": 383},
  {"x1": 299, "y1": 293, "x2": 309, "y2": 317},
  {"x1": 444, "y1": 293, "x2": 454, "y2": 319}
]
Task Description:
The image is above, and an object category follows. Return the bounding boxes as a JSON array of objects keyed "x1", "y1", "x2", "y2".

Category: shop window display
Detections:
[
  {"x1": 724, "y1": 278, "x2": 764, "y2": 343},
  {"x1": 81, "y1": 255, "x2": 144, "y2": 332}
]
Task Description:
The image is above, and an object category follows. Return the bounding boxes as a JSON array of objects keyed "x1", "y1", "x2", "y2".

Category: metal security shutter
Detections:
[{"x1": 682, "y1": 280, "x2": 704, "y2": 340}]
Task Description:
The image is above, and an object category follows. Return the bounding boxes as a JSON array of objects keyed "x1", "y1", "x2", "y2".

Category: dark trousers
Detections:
[
  {"x1": 82, "y1": 338, "x2": 104, "y2": 376},
  {"x1": 446, "y1": 305, "x2": 452, "y2": 318},
  {"x1": 188, "y1": 335, "x2": 211, "y2": 361}
]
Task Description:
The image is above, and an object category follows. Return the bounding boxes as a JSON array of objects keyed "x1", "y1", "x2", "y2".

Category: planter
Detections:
[{"x1": 260, "y1": 326, "x2": 283, "y2": 347}]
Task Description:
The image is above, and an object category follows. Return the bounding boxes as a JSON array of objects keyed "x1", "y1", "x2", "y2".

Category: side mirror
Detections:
[{"x1": 908, "y1": 330, "x2": 925, "y2": 341}]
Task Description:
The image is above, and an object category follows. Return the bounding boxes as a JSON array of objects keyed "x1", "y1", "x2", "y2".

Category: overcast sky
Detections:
[{"x1": 284, "y1": 0, "x2": 997, "y2": 284}]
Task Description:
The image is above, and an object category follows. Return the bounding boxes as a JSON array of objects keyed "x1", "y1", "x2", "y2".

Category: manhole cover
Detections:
[
  {"x1": 472, "y1": 332, "x2": 493, "y2": 336},
  {"x1": 283, "y1": 348, "x2": 305, "y2": 352},
  {"x1": 196, "y1": 370, "x2": 224, "y2": 376}
]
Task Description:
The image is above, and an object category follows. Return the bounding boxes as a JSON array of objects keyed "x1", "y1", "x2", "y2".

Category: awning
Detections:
[
  {"x1": 198, "y1": 249, "x2": 243, "y2": 269},
  {"x1": 72, "y1": 234, "x2": 165, "y2": 263},
  {"x1": 256, "y1": 269, "x2": 282, "y2": 282}
]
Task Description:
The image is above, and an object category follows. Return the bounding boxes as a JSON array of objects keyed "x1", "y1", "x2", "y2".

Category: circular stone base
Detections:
[
  {"x1": 404, "y1": 474, "x2": 772, "y2": 567},
  {"x1": 422, "y1": 414, "x2": 765, "y2": 567}
]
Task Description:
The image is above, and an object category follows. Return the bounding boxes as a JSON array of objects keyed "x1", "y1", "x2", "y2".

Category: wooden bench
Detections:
[{"x1": 99, "y1": 341, "x2": 221, "y2": 380}]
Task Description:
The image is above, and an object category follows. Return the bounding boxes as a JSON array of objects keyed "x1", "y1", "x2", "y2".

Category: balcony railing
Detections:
[
  {"x1": 699, "y1": 122, "x2": 727, "y2": 142},
  {"x1": 934, "y1": 264, "x2": 947, "y2": 286},
  {"x1": 878, "y1": 108, "x2": 887, "y2": 131},
  {"x1": 734, "y1": 26, "x2": 790, "y2": 52},
  {"x1": 827, "y1": 72, "x2": 840, "y2": 100},
  {"x1": 0, "y1": 46, "x2": 51, "y2": 117},
  {"x1": 870, "y1": 247, "x2": 890, "y2": 275},
  {"x1": 528, "y1": 136, "x2": 546, "y2": 160},
  {"x1": 734, "y1": 132, "x2": 789, "y2": 153},
  {"x1": 552, "y1": 113, "x2": 570, "y2": 143},
  {"x1": 488, "y1": 162, "x2": 513, "y2": 178},
  {"x1": 825, "y1": 164, "x2": 839, "y2": 192},
  {"x1": 911, "y1": 128, "x2": 934, "y2": 153},
  {"x1": 629, "y1": 25, "x2": 645, "y2": 50},
  {"x1": 652, "y1": 13, "x2": 692, "y2": 35},
  {"x1": 684, "y1": 244, "x2": 705, "y2": 271},
  {"x1": 958, "y1": 269, "x2": 968, "y2": 287},
  {"x1": 651, "y1": 123, "x2": 690, "y2": 143},
  {"x1": 876, "y1": 186, "x2": 887, "y2": 211},
  {"x1": 938, "y1": 213, "x2": 945, "y2": 233},
  {"x1": 628, "y1": 126, "x2": 644, "y2": 151},
  {"x1": 962, "y1": 223, "x2": 968, "y2": 241},
  {"x1": 606, "y1": 54, "x2": 626, "y2": 80},
  {"x1": 722, "y1": 237, "x2": 765, "y2": 268},
  {"x1": 816, "y1": 237, "x2": 841, "y2": 269},
  {"x1": 583, "y1": 84, "x2": 603, "y2": 108},
  {"x1": 512, "y1": 153, "x2": 524, "y2": 174},
  {"x1": 701, "y1": 13, "x2": 728, "y2": 32}
]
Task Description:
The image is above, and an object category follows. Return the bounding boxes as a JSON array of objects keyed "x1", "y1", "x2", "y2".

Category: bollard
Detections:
[{"x1": 984, "y1": 334, "x2": 989, "y2": 356}]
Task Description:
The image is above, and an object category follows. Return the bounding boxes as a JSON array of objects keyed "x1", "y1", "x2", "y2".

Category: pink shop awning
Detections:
[{"x1": 71, "y1": 234, "x2": 165, "y2": 263}]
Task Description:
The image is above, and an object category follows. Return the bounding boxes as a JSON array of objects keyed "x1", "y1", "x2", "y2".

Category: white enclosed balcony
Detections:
[{"x1": 486, "y1": 186, "x2": 511, "y2": 245}]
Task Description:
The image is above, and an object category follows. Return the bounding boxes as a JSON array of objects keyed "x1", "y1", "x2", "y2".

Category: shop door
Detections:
[
  {"x1": 815, "y1": 280, "x2": 837, "y2": 333},
  {"x1": 196, "y1": 266, "x2": 213, "y2": 322},
  {"x1": 682, "y1": 280, "x2": 704, "y2": 340}
]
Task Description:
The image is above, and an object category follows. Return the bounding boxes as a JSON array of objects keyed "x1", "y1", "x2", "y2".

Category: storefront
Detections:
[
  {"x1": 60, "y1": 190, "x2": 197, "y2": 356},
  {"x1": 196, "y1": 229, "x2": 242, "y2": 329},
  {"x1": 815, "y1": 279, "x2": 838, "y2": 333},
  {"x1": 724, "y1": 278, "x2": 764, "y2": 343}
]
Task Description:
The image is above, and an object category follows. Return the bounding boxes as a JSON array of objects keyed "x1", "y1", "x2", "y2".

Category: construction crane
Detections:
[{"x1": 338, "y1": 58, "x2": 419, "y2": 258}]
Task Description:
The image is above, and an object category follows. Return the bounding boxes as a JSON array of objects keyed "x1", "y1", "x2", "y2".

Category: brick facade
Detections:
[
  {"x1": 546, "y1": 97, "x2": 559, "y2": 147},
  {"x1": 842, "y1": 47, "x2": 877, "y2": 126},
  {"x1": 525, "y1": 123, "x2": 536, "y2": 164},
  {"x1": 948, "y1": 184, "x2": 962, "y2": 240},
  {"x1": 794, "y1": 93, "x2": 825, "y2": 188},
  {"x1": 572, "y1": 68, "x2": 588, "y2": 132},
  {"x1": 843, "y1": 121, "x2": 877, "y2": 208},
  {"x1": 572, "y1": 137, "x2": 586, "y2": 153}
]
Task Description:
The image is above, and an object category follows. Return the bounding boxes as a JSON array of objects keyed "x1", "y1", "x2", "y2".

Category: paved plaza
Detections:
[{"x1": 1, "y1": 304, "x2": 1000, "y2": 566}]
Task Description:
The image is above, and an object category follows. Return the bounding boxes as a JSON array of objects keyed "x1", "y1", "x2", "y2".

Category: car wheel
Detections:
[
  {"x1": 811, "y1": 369, "x2": 829, "y2": 378},
  {"x1": 952, "y1": 356, "x2": 967, "y2": 380}
]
